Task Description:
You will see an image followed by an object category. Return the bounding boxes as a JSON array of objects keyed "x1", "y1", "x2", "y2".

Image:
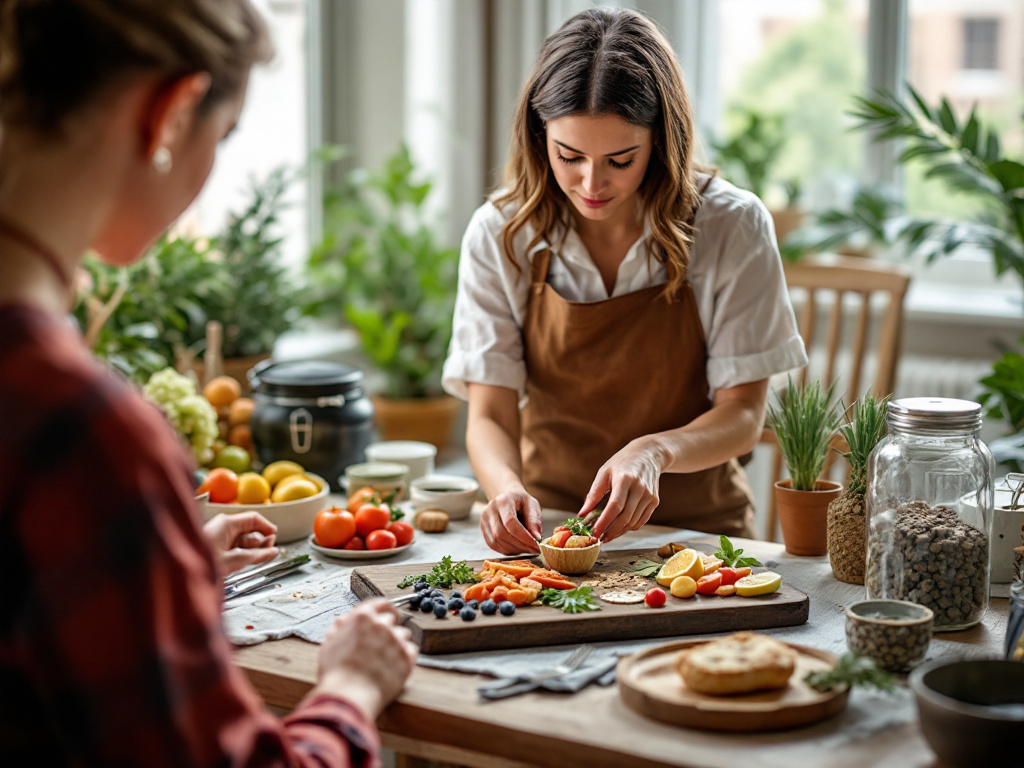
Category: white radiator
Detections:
[{"x1": 893, "y1": 355, "x2": 992, "y2": 402}]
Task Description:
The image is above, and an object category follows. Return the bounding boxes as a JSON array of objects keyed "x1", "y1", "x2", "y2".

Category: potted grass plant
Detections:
[
  {"x1": 766, "y1": 376, "x2": 845, "y2": 556},
  {"x1": 827, "y1": 392, "x2": 890, "y2": 584}
]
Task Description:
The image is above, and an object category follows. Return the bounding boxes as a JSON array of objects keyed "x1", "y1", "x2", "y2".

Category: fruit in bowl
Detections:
[
  {"x1": 197, "y1": 460, "x2": 328, "y2": 543},
  {"x1": 539, "y1": 518, "x2": 601, "y2": 574}
]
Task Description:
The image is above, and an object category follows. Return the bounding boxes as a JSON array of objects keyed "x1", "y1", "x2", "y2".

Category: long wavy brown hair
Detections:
[{"x1": 495, "y1": 7, "x2": 707, "y2": 299}]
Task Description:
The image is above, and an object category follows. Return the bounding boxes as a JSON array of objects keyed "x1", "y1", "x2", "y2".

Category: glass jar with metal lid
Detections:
[{"x1": 865, "y1": 397, "x2": 993, "y2": 631}]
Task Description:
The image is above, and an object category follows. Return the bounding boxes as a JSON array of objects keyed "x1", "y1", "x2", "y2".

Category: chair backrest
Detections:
[{"x1": 759, "y1": 252, "x2": 911, "y2": 541}]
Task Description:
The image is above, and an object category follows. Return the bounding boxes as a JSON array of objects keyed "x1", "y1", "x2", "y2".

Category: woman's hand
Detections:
[
  {"x1": 315, "y1": 599, "x2": 419, "y2": 720},
  {"x1": 579, "y1": 439, "x2": 665, "y2": 542},
  {"x1": 480, "y1": 489, "x2": 543, "y2": 554},
  {"x1": 202, "y1": 511, "x2": 279, "y2": 577}
]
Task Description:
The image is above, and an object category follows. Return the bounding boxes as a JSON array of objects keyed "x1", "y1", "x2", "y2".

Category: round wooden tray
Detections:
[{"x1": 617, "y1": 638, "x2": 849, "y2": 732}]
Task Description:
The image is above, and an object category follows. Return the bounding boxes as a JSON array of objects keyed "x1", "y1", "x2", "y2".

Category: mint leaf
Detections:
[{"x1": 714, "y1": 535, "x2": 763, "y2": 568}]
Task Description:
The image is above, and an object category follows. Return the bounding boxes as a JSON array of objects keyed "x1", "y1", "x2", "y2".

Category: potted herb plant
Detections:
[
  {"x1": 304, "y1": 145, "x2": 459, "y2": 449},
  {"x1": 827, "y1": 392, "x2": 890, "y2": 584},
  {"x1": 766, "y1": 376, "x2": 845, "y2": 556}
]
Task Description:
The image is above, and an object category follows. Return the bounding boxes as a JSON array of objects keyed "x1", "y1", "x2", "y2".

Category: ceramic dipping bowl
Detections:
[
  {"x1": 909, "y1": 659, "x2": 1024, "y2": 768},
  {"x1": 845, "y1": 599, "x2": 933, "y2": 673}
]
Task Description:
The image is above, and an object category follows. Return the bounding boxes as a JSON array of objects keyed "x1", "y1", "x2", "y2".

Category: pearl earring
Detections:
[{"x1": 152, "y1": 146, "x2": 173, "y2": 175}]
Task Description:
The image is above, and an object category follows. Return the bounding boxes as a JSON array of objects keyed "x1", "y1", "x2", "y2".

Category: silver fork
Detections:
[{"x1": 477, "y1": 645, "x2": 594, "y2": 699}]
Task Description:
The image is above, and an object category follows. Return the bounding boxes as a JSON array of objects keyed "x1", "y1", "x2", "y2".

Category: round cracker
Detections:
[{"x1": 599, "y1": 589, "x2": 646, "y2": 604}]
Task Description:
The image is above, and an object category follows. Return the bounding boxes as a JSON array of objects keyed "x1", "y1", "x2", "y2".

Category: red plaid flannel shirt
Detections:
[{"x1": 0, "y1": 304, "x2": 380, "y2": 767}]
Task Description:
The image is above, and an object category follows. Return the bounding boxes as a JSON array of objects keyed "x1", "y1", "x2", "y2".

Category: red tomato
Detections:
[
  {"x1": 344, "y1": 536, "x2": 365, "y2": 551},
  {"x1": 553, "y1": 525, "x2": 571, "y2": 534},
  {"x1": 200, "y1": 467, "x2": 239, "y2": 504},
  {"x1": 366, "y1": 529, "x2": 398, "y2": 550},
  {"x1": 313, "y1": 506, "x2": 357, "y2": 549},
  {"x1": 549, "y1": 529, "x2": 572, "y2": 548},
  {"x1": 695, "y1": 572, "x2": 723, "y2": 595},
  {"x1": 355, "y1": 503, "x2": 391, "y2": 537},
  {"x1": 346, "y1": 486, "x2": 380, "y2": 514},
  {"x1": 386, "y1": 520, "x2": 414, "y2": 547},
  {"x1": 644, "y1": 587, "x2": 667, "y2": 608}
]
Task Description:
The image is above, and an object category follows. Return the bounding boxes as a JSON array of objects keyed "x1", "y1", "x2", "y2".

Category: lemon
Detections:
[
  {"x1": 236, "y1": 472, "x2": 271, "y2": 504},
  {"x1": 656, "y1": 548, "x2": 704, "y2": 587},
  {"x1": 270, "y1": 478, "x2": 319, "y2": 503},
  {"x1": 734, "y1": 571, "x2": 783, "y2": 597},
  {"x1": 669, "y1": 575, "x2": 697, "y2": 598},
  {"x1": 263, "y1": 460, "x2": 305, "y2": 488}
]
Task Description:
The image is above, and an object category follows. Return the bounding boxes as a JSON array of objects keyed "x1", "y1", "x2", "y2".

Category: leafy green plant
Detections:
[
  {"x1": 712, "y1": 107, "x2": 801, "y2": 208},
  {"x1": 978, "y1": 345, "x2": 1024, "y2": 470},
  {"x1": 804, "y1": 651, "x2": 894, "y2": 693},
  {"x1": 783, "y1": 186, "x2": 905, "y2": 261},
  {"x1": 837, "y1": 392, "x2": 891, "y2": 495},
  {"x1": 397, "y1": 555, "x2": 479, "y2": 589},
  {"x1": 305, "y1": 145, "x2": 458, "y2": 399},
  {"x1": 766, "y1": 377, "x2": 844, "y2": 491},
  {"x1": 538, "y1": 586, "x2": 601, "y2": 614}
]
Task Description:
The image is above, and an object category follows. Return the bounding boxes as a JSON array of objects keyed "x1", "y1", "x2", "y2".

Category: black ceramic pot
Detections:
[{"x1": 248, "y1": 360, "x2": 374, "y2": 491}]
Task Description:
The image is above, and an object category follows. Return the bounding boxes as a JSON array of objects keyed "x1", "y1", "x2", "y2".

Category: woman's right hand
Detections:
[
  {"x1": 480, "y1": 489, "x2": 543, "y2": 554},
  {"x1": 315, "y1": 599, "x2": 419, "y2": 720}
]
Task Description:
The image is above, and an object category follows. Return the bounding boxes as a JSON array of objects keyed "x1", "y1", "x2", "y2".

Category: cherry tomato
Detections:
[
  {"x1": 355, "y1": 503, "x2": 391, "y2": 537},
  {"x1": 346, "y1": 486, "x2": 380, "y2": 514},
  {"x1": 644, "y1": 587, "x2": 667, "y2": 608},
  {"x1": 344, "y1": 536, "x2": 365, "y2": 551},
  {"x1": 313, "y1": 506, "x2": 357, "y2": 548},
  {"x1": 695, "y1": 572, "x2": 723, "y2": 595},
  {"x1": 366, "y1": 529, "x2": 398, "y2": 550},
  {"x1": 198, "y1": 467, "x2": 239, "y2": 504},
  {"x1": 549, "y1": 529, "x2": 572, "y2": 548},
  {"x1": 386, "y1": 520, "x2": 414, "y2": 547}
]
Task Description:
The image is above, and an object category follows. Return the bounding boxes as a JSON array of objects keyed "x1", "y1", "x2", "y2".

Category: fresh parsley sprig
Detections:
[
  {"x1": 562, "y1": 517, "x2": 593, "y2": 537},
  {"x1": 397, "y1": 555, "x2": 481, "y2": 589},
  {"x1": 630, "y1": 557, "x2": 664, "y2": 577},
  {"x1": 804, "y1": 651, "x2": 894, "y2": 693},
  {"x1": 714, "y1": 535, "x2": 763, "y2": 568},
  {"x1": 539, "y1": 586, "x2": 602, "y2": 614}
]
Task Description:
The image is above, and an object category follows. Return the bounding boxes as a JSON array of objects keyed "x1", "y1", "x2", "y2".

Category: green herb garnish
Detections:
[
  {"x1": 397, "y1": 555, "x2": 480, "y2": 589},
  {"x1": 389, "y1": 505, "x2": 404, "y2": 522},
  {"x1": 714, "y1": 535, "x2": 763, "y2": 569},
  {"x1": 803, "y1": 651, "x2": 894, "y2": 693},
  {"x1": 631, "y1": 557, "x2": 664, "y2": 577},
  {"x1": 538, "y1": 586, "x2": 602, "y2": 614},
  {"x1": 561, "y1": 517, "x2": 593, "y2": 537}
]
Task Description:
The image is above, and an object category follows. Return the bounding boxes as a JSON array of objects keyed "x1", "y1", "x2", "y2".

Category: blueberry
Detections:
[
  {"x1": 429, "y1": 588, "x2": 445, "y2": 599},
  {"x1": 447, "y1": 598, "x2": 465, "y2": 612},
  {"x1": 419, "y1": 599, "x2": 434, "y2": 613},
  {"x1": 460, "y1": 606, "x2": 477, "y2": 621},
  {"x1": 433, "y1": 602, "x2": 448, "y2": 619},
  {"x1": 409, "y1": 594, "x2": 423, "y2": 609},
  {"x1": 414, "y1": 580, "x2": 430, "y2": 592},
  {"x1": 480, "y1": 599, "x2": 497, "y2": 615},
  {"x1": 467, "y1": 600, "x2": 479, "y2": 610},
  {"x1": 499, "y1": 601, "x2": 516, "y2": 616},
  {"x1": 451, "y1": 591, "x2": 463, "y2": 600}
]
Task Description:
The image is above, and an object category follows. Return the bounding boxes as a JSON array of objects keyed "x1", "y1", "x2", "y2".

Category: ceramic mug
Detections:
[
  {"x1": 343, "y1": 461, "x2": 409, "y2": 503},
  {"x1": 364, "y1": 440, "x2": 437, "y2": 482}
]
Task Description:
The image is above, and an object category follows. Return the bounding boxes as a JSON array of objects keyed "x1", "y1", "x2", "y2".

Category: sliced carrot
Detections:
[
  {"x1": 464, "y1": 583, "x2": 489, "y2": 603},
  {"x1": 490, "y1": 585, "x2": 510, "y2": 603},
  {"x1": 482, "y1": 560, "x2": 538, "y2": 579},
  {"x1": 506, "y1": 589, "x2": 529, "y2": 605},
  {"x1": 527, "y1": 573, "x2": 577, "y2": 590}
]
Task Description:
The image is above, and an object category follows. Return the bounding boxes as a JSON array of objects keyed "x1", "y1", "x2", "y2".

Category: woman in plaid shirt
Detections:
[{"x1": 0, "y1": 1, "x2": 417, "y2": 765}]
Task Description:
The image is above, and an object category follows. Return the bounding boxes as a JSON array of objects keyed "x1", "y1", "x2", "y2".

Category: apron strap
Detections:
[{"x1": 530, "y1": 248, "x2": 552, "y2": 288}]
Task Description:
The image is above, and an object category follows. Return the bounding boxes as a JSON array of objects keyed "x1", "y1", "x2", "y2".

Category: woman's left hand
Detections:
[
  {"x1": 578, "y1": 439, "x2": 664, "y2": 542},
  {"x1": 203, "y1": 511, "x2": 279, "y2": 577}
]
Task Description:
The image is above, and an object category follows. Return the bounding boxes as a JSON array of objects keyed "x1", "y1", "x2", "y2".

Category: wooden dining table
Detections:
[{"x1": 233, "y1": 506, "x2": 1010, "y2": 768}]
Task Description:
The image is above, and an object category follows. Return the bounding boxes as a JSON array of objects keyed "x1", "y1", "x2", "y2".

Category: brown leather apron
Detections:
[{"x1": 520, "y1": 248, "x2": 754, "y2": 537}]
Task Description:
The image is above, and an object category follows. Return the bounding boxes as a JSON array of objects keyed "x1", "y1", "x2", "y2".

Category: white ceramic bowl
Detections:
[
  {"x1": 364, "y1": 440, "x2": 437, "y2": 482},
  {"x1": 201, "y1": 473, "x2": 330, "y2": 543},
  {"x1": 410, "y1": 474, "x2": 479, "y2": 520},
  {"x1": 343, "y1": 461, "x2": 409, "y2": 502}
]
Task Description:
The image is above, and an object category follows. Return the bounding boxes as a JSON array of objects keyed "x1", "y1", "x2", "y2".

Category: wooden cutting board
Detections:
[{"x1": 350, "y1": 545, "x2": 809, "y2": 654}]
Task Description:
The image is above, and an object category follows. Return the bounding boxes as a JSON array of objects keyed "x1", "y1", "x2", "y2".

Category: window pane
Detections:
[{"x1": 713, "y1": 0, "x2": 867, "y2": 212}]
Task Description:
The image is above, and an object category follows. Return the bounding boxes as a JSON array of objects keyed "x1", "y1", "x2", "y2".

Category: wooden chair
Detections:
[{"x1": 759, "y1": 253, "x2": 911, "y2": 542}]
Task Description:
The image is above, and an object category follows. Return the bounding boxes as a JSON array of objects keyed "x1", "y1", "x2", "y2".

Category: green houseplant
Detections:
[
  {"x1": 827, "y1": 392, "x2": 890, "y2": 584},
  {"x1": 783, "y1": 185, "x2": 905, "y2": 262},
  {"x1": 766, "y1": 377, "x2": 845, "y2": 556},
  {"x1": 305, "y1": 145, "x2": 459, "y2": 447}
]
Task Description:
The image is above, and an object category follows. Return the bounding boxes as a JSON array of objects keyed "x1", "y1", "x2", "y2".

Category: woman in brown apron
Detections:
[{"x1": 442, "y1": 8, "x2": 807, "y2": 554}]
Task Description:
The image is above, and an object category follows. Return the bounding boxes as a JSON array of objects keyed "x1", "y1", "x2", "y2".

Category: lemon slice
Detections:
[
  {"x1": 700, "y1": 555, "x2": 724, "y2": 573},
  {"x1": 656, "y1": 548, "x2": 704, "y2": 587},
  {"x1": 735, "y1": 571, "x2": 783, "y2": 597}
]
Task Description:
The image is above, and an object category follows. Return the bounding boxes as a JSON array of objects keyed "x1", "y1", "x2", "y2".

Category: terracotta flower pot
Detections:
[
  {"x1": 371, "y1": 394, "x2": 461, "y2": 452},
  {"x1": 774, "y1": 479, "x2": 842, "y2": 556}
]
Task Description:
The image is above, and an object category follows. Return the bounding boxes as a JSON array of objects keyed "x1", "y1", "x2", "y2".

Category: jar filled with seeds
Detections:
[{"x1": 865, "y1": 397, "x2": 993, "y2": 631}]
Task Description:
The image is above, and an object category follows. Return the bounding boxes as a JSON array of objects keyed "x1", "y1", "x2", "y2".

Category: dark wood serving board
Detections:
[{"x1": 350, "y1": 545, "x2": 809, "y2": 654}]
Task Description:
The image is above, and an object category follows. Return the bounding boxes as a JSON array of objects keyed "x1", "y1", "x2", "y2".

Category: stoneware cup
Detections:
[
  {"x1": 344, "y1": 461, "x2": 409, "y2": 503},
  {"x1": 364, "y1": 440, "x2": 437, "y2": 482},
  {"x1": 846, "y1": 598, "x2": 934, "y2": 673},
  {"x1": 409, "y1": 474, "x2": 479, "y2": 520},
  {"x1": 774, "y1": 479, "x2": 842, "y2": 556}
]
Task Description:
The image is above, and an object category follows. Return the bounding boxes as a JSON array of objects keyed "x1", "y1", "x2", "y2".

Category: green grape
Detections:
[{"x1": 142, "y1": 368, "x2": 218, "y2": 465}]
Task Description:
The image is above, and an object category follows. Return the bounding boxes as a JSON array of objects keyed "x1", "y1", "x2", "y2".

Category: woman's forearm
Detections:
[{"x1": 465, "y1": 384, "x2": 527, "y2": 499}]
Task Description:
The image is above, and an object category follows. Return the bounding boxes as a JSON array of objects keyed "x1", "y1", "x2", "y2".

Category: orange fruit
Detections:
[
  {"x1": 199, "y1": 467, "x2": 239, "y2": 504},
  {"x1": 227, "y1": 424, "x2": 252, "y2": 453},
  {"x1": 228, "y1": 397, "x2": 255, "y2": 426},
  {"x1": 202, "y1": 376, "x2": 241, "y2": 409},
  {"x1": 236, "y1": 472, "x2": 271, "y2": 504}
]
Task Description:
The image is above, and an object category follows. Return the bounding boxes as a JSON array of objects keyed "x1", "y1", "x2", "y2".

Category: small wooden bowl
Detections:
[{"x1": 539, "y1": 537, "x2": 601, "y2": 574}]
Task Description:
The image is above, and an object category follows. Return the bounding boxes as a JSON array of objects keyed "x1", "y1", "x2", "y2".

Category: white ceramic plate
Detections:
[{"x1": 308, "y1": 535, "x2": 414, "y2": 560}]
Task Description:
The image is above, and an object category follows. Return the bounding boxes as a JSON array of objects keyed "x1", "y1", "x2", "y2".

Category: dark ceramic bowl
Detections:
[{"x1": 909, "y1": 659, "x2": 1024, "y2": 768}]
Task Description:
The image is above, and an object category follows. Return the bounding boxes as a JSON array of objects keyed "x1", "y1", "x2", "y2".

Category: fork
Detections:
[{"x1": 477, "y1": 645, "x2": 594, "y2": 699}]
